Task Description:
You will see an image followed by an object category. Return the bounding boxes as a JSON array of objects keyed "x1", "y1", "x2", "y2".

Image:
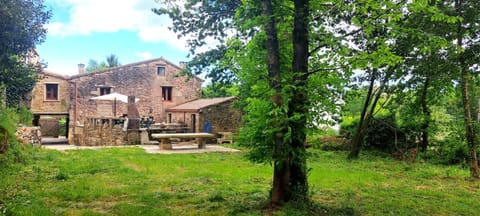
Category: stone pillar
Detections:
[
  {"x1": 127, "y1": 96, "x2": 140, "y2": 129},
  {"x1": 126, "y1": 96, "x2": 140, "y2": 144},
  {"x1": 140, "y1": 128, "x2": 149, "y2": 144},
  {"x1": 78, "y1": 63, "x2": 85, "y2": 75},
  {"x1": 160, "y1": 138, "x2": 173, "y2": 150}
]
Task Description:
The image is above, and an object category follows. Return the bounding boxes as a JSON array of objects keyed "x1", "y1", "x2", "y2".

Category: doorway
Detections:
[{"x1": 191, "y1": 114, "x2": 196, "y2": 133}]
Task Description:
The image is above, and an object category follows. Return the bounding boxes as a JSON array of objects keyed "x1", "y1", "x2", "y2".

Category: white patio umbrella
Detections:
[{"x1": 90, "y1": 92, "x2": 139, "y2": 116}]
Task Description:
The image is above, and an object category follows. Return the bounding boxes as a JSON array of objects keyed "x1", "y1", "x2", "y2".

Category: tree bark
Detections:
[
  {"x1": 286, "y1": 0, "x2": 309, "y2": 202},
  {"x1": 420, "y1": 75, "x2": 430, "y2": 152},
  {"x1": 456, "y1": 0, "x2": 479, "y2": 178},
  {"x1": 348, "y1": 69, "x2": 376, "y2": 159},
  {"x1": 262, "y1": 0, "x2": 290, "y2": 205}
]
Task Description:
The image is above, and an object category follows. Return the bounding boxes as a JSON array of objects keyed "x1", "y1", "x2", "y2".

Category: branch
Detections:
[{"x1": 307, "y1": 67, "x2": 343, "y2": 76}]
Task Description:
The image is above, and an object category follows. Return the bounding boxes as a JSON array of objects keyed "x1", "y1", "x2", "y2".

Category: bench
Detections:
[
  {"x1": 217, "y1": 132, "x2": 234, "y2": 144},
  {"x1": 151, "y1": 133, "x2": 216, "y2": 150}
]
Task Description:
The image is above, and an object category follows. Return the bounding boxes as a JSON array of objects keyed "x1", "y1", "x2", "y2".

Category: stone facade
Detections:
[
  {"x1": 80, "y1": 117, "x2": 126, "y2": 146},
  {"x1": 29, "y1": 72, "x2": 70, "y2": 137},
  {"x1": 69, "y1": 58, "x2": 202, "y2": 128},
  {"x1": 198, "y1": 100, "x2": 242, "y2": 133},
  {"x1": 168, "y1": 98, "x2": 242, "y2": 134},
  {"x1": 30, "y1": 72, "x2": 70, "y2": 114},
  {"x1": 29, "y1": 57, "x2": 203, "y2": 144}
]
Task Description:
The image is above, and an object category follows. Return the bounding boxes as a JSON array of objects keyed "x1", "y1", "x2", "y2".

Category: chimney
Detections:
[
  {"x1": 179, "y1": 61, "x2": 187, "y2": 69},
  {"x1": 78, "y1": 63, "x2": 85, "y2": 75}
]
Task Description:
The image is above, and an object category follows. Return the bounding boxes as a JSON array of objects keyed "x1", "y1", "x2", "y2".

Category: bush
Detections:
[
  {"x1": 306, "y1": 127, "x2": 344, "y2": 150},
  {"x1": 17, "y1": 106, "x2": 33, "y2": 126},
  {"x1": 0, "y1": 107, "x2": 34, "y2": 165},
  {"x1": 419, "y1": 139, "x2": 469, "y2": 165},
  {"x1": 58, "y1": 117, "x2": 67, "y2": 136},
  {"x1": 340, "y1": 114, "x2": 412, "y2": 153},
  {"x1": 364, "y1": 116, "x2": 409, "y2": 152}
]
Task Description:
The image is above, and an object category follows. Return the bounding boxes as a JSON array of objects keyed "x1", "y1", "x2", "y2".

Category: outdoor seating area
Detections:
[{"x1": 151, "y1": 133, "x2": 216, "y2": 150}]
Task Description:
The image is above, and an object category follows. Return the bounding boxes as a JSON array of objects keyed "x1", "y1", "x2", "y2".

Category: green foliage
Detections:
[
  {"x1": 237, "y1": 97, "x2": 278, "y2": 164},
  {"x1": 58, "y1": 117, "x2": 67, "y2": 137},
  {"x1": 0, "y1": 0, "x2": 50, "y2": 106},
  {"x1": 0, "y1": 0, "x2": 50, "y2": 54},
  {"x1": 17, "y1": 106, "x2": 33, "y2": 126},
  {"x1": 0, "y1": 107, "x2": 33, "y2": 165},
  {"x1": 105, "y1": 54, "x2": 121, "y2": 68},
  {"x1": 0, "y1": 55, "x2": 41, "y2": 106},
  {"x1": 85, "y1": 54, "x2": 121, "y2": 72},
  {"x1": 202, "y1": 82, "x2": 237, "y2": 98},
  {"x1": 85, "y1": 59, "x2": 107, "y2": 72}
]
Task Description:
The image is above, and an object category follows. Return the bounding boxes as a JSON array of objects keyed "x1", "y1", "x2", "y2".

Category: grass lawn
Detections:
[{"x1": 1, "y1": 146, "x2": 479, "y2": 215}]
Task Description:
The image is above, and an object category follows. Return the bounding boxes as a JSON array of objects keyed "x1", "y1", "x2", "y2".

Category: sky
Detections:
[{"x1": 37, "y1": 0, "x2": 191, "y2": 76}]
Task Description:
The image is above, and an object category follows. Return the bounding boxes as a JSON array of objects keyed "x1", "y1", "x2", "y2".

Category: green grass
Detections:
[{"x1": 1, "y1": 147, "x2": 479, "y2": 215}]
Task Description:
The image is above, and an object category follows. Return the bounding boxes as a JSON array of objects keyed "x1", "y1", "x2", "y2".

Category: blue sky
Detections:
[{"x1": 37, "y1": 0, "x2": 192, "y2": 76}]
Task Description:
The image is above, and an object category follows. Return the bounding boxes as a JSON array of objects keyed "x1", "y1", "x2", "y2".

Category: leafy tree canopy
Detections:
[
  {"x1": 0, "y1": 0, "x2": 51, "y2": 106},
  {"x1": 85, "y1": 54, "x2": 121, "y2": 72}
]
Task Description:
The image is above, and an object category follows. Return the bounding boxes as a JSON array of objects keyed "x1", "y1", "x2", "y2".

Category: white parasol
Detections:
[{"x1": 90, "y1": 92, "x2": 139, "y2": 116}]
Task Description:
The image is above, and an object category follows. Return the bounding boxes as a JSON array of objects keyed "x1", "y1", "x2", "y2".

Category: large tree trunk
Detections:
[
  {"x1": 420, "y1": 75, "x2": 431, "y2": 152},
  {"x1": 456, "y1": 0, "x2": 479, "y2": 178},
  {"x1": 348, "y1": 69, "x2": 376, "y2": 159},
  {"x1": 262, "y1": 0, "x2": 290, "y2": 205},
  {"x1": 286, "y1": 0, "x2": 309, "y2": 202}
]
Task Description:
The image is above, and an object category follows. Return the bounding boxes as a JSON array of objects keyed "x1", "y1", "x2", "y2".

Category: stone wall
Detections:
[
  {"x1": 168, "y1": 100, "x2": 242, "y2": 134},
  {"x1": 80, "y1": 117, "x2": 126, "y2": 146},
  {"x1": 169, "y1": 112, "x2": 197, "y2": 132},
  {"x1": 30, "y1": 73, "x2": 70, "y2": 114},
  {"x1": 199, "y1": 100, "x2": 242, "y2": 133},
  {"x1": 15, "y1": 125, "x2": 42, "y2": 146}
]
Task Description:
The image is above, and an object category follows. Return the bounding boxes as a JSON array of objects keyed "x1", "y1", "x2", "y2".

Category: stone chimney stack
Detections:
[
  {"x1": 78, "y1": 63, "x2": 85, "y2": 75},
  {"x1": 179, "y1": 61, "x2": 187, "y2": 69}
]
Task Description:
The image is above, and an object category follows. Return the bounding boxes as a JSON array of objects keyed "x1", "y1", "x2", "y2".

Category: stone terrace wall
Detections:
[
  {"x1": 81, "y1": 118, "x2": 125, "y2": 146},
  {"x1": 15, "y1": 125, "x2": 41, "y2": 146}
]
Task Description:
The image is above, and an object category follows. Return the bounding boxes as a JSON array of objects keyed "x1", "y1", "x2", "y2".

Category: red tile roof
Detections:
[{"x1": 166, "y1": 97, "x2": 236, "y2": 112}]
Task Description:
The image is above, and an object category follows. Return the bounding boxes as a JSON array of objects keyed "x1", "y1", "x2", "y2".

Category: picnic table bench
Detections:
[{"x1": 151, "y1": 133, "x2": 216, "y2": 150}]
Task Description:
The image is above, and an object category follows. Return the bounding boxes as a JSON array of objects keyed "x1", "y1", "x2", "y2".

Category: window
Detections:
[
  {"x1": 157, "y1": 66, "x2": 165, "y2": 76},
  {"x1": 99, "y1": 87, "x2": 111, "y2": 96},
  {"x1": 45, "y1": 83, "x2": 58, "y2": 100},
  {"x1": 162, "y1": 87, "x2": 172, "y2": 101}
]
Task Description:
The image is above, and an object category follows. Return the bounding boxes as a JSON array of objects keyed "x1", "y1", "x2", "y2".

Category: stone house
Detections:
[
  {"x1": 29, "y1": 57, "x2": 204, "y2": 144},
  {"x1": 30, "y1": 71, "x2": 70, "y2": 137},
  {"x1": 166, "y1": 97, "x2": 241, "y2": 133}
]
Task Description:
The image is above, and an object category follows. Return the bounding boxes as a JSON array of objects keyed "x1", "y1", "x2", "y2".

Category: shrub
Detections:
[
  {"x1": 0, "y1": 107, "x2": 34, "y2": 165},
  {"x1": 17, "y1": 106, "x2": 33, "y2": 126},
  {"x1": 364, "y1": 116, "x2": 409, "y2": 153},
  {"x1": 420, "y1": 139, "x2": 469, "y2": 165},
  {"x1": 340, "y1": 114, "x2": 413, "y2": 153},
  {"x1": 58, "y1": 117, "x2": 67, "y2": 136}
]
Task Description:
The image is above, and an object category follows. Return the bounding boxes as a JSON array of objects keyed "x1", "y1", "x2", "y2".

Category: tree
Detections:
[
  {"x1": 0, "y1": 0, "x2": 50, "y2": 106},
  {"x1": 86, "y1": 54, "x2": 121, "y2": 72},
  {"x1": 105, "y1": 54, "x2": 121, "y2": 68},
  {"x1": 155, "y1": 0, "x2": 329, "y2": 205},
  {"x1": 342, "y1": 0, "x2": 404, "y2": 158},
  {"x1": 85, "y1": 59, "x2": 107, "y2": 72},
  {"x1": 452, "y1": 0, "x2": 480, "y2": 178}
]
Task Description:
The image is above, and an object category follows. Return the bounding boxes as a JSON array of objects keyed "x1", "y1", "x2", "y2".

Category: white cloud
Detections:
[
  {"x1": 46, "y1": 0, "x2": 188, "y2": 50},
  {"x1": 135, "y1": 51, "x2": 152, "y2": 60}
]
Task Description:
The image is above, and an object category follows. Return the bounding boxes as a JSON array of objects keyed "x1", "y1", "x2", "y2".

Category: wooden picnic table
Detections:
[{"x1": 151, "y1": 133, "x2": 216, "y2": 150}]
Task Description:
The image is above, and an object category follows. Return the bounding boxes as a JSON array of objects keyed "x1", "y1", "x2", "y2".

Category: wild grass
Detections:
[{"x1": 1, "y1": 147, "x2": 479, "y2": 215}]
